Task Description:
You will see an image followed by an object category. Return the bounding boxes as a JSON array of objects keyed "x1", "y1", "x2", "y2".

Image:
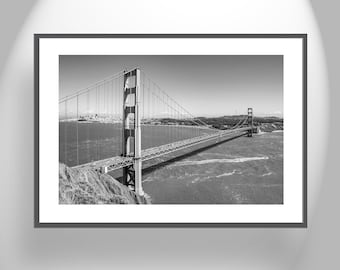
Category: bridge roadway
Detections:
[{"x1": 72, "y1": 127, "x2": 252, "y2": 173}]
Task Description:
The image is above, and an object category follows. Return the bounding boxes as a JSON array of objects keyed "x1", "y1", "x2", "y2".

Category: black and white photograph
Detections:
[
  {"x1": 35, "y1": 35, "x2": 306, "y2": 226},
  {"x1": 5, "y1": 0, "x2": 340, "y2": 269},
  {"x1": 58, "y1": 55, "x2": 284, "y2": 205}
]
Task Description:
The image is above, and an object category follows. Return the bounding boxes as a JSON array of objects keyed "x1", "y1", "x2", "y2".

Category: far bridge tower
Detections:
[{"x1": 247, "y1": 107, "x2": 253, "y2": 137}]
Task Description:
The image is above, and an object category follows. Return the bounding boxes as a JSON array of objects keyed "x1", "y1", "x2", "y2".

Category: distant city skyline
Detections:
[{"x1": 59, "y1": 55, "x2": 283, "y2": 117}]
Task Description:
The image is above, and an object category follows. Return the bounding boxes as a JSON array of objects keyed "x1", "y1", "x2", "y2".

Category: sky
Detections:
[{"x1": 59, "y1": 55, "x2": 283, "y2": 117}]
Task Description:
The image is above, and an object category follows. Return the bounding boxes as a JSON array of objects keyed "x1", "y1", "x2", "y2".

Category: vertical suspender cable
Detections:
[
  {"x1": 76, "y1": 94, "x2": 79, "y2": 165},
  {"x1": 65, "y1": 100, "x2": 67, "y2": 165},
  {"x1": 96, "y1": 85, "x2": 98, "y2": 161},
  {"x1": 87, "y1": 91, "x2": 90, "y2": 162}
]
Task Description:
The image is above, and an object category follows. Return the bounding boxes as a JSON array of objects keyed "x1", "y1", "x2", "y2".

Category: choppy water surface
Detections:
[
  {"x1": 59, "y1": 122, "x2": 283, "y2": 204},
  {"x1": 142, "y1": 132, "x2": 283, "y2": 204}
]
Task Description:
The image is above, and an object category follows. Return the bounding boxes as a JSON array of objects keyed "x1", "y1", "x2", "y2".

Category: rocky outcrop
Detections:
[
  {"x1": 258, "y1": 122, "x2": 284, "y2": 133},
  {"x1": 59, "y1": 163, "x2": 150, "y2": 204}
]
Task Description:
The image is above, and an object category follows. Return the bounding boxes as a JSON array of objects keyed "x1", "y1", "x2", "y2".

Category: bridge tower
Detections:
[
  {"x1": 247, "y1": 108, "x2": 253, "y2": 137},
  {"x1": 122, "y1": 68, "x2": 144, "y2": 196}
]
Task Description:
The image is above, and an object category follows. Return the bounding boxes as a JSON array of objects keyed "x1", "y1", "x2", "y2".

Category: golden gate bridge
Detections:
[{"x1": 59, "y1": 68, "x2": 256, "y2": 196}]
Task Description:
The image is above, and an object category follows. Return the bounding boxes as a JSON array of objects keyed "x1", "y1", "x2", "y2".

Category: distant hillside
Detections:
[
  {"x1": 59, "y1": 163, "x2": 150, "y2": 204},
  {"x1": 155, "y1": 115, "x2": 283, "y2": 131},
  {"x1": 196, "y1": 116, "x2": 283, "y2": 131},
  {"x1": 257, "y1": 122, "x2": 283, "y2": 132}
]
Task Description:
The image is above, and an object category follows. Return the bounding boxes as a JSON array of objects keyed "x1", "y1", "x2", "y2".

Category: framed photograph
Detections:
[{"x1": 34, "y1": 34, "x2": 307, "y2": 227}]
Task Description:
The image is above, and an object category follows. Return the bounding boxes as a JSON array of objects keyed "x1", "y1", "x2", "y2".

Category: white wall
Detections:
[{"x1": 0, "y1": 1, "x2": 335, "y2": 269}]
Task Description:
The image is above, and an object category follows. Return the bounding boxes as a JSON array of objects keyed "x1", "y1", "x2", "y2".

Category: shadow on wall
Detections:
[{"x1": 0, "y1": 0, "x2": 328, "y2": 270}]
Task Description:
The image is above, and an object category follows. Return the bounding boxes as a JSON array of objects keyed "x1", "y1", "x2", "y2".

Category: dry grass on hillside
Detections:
[{"x1": 59, "y1": 163, "x2": 150, "y2": 204}]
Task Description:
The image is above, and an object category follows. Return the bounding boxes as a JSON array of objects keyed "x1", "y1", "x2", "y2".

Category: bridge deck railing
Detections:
[{"x1": 72, "y1": 126, "x2": 251, "y2": 173}]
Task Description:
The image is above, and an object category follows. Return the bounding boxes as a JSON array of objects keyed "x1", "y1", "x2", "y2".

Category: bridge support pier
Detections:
[
  {"x1": 247, "y1": 108, "x2": 253, "y2": 137},
  {"x1": 122, "y1": 68, "x2": 144, "y2": 196}
]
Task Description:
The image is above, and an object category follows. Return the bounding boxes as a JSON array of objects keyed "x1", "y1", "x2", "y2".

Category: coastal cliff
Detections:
[
  {"x1": 257, "y1": 122, "x2": 283, "y2": 133},
  {"x1": 59, "y1": 163, "x2": 150, "y2": 204}
]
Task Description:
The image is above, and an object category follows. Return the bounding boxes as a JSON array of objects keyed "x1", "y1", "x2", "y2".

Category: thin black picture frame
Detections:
[{"x1": 34, "y1": 34, "x2": 307, "y2": 228}]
